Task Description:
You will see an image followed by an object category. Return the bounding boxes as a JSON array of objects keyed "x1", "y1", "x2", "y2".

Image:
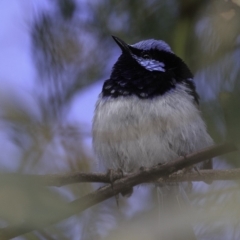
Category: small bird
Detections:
[{"x1": 92, "y1": 36, "x2": 213, "y2": 239}]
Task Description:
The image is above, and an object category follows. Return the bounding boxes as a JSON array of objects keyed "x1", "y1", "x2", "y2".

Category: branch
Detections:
[
  {"x1": 2, "y1": 169, "x2": 240, "y2": 190},
  {"x1": 0, "y1": 143, "x2": 237, "y2": 187},
  {"x1": 158, "y1": 169, "x2": 240, "y2": 183},
  {"x1": 0, "y1": 143, "x2": 237, "y2": 239}
]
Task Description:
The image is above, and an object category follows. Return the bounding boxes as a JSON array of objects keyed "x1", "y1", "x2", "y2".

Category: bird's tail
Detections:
[{"x1": 156, "y1": 184, "x2": 196, "y2": 240}]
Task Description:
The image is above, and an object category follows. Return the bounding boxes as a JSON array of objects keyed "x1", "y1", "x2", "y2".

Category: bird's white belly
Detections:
[{"x1": 93, "y1": 89, "x2": 213, "y2": 172}]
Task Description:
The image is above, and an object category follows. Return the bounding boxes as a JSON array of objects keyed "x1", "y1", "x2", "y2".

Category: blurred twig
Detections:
[
  {"x1": 158, "y1": 169, "x2": 240, "y2": 183},
  {"x1": 3, "y1": 167, "x2": 240, "y2": 187},
  {"x1": 0, "y1": 143, "x2": 237, "y2": 239}
]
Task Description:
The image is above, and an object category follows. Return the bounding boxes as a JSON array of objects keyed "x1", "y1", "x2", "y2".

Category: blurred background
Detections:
[{"x1": 0, "y1": 0, "x2": 240, "y2": 239}]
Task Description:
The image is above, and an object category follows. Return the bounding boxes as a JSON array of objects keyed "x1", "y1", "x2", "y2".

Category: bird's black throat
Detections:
[{"x1": 102, "y1": 51, "x2": 199, "y2": 104}]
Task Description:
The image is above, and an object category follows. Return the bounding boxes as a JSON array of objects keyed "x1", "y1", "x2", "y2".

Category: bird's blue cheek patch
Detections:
[{"x1": 133, "y1": 56, "x2": 165, "y2": 72}]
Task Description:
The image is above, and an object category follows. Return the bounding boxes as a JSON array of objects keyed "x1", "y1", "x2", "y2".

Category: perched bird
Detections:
[{"x1": 92, "y1": 36, "x2": 213, "y2": 239}]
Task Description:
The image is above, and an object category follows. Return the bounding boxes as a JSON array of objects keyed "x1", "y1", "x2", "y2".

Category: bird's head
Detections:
[{"x1": 102, "y1": 36, "x2": 197, "y2": 102}]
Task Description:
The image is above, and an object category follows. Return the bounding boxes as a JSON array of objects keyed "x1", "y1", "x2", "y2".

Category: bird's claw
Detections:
[{"x1": 107, "y1": 168, "x2": 125, "y2": 206}]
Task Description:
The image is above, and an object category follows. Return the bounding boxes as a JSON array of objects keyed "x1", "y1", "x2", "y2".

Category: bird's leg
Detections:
[
  {"x1": 139, "y1": 166, "x2": 148, "y2": 171},
  {"x1": 107, "y1": 168, "x2": 123, "y2": 187},
  {"x1": 177, "y1": 153, "x2": 195, "y2": 192},
  {"x1": 120, "y1": 167, "x2": 133, "y2": 197},
  {"x1": 176, "y1": 153, "x2": 188, "y2": 175},
  {"x1": 107, "y1": 168, "x2": 124, "y2": 206},
  {"x1": 193, "y1": 166, "x2": 201, "y2": 175}
]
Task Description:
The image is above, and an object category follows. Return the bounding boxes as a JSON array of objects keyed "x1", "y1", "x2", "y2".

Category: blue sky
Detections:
[{"x1": 0, "y1": 0, "x2": 103, "y2": 171}]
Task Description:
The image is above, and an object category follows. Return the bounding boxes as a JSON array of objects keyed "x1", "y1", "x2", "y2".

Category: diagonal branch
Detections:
[
  {"x1": 0, "y1": 143, "x2": 237, "y2": 240},
  {"x1": 159, "y1": 169, "x2": 240, "y2": 183}
]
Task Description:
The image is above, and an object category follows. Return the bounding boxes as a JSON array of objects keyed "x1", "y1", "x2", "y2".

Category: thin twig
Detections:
[{"x1": 157, "y1": 169, "x2": 240, "y2": 183}]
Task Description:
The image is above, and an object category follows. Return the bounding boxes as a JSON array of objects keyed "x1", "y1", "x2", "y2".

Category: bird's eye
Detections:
[{"x1": 142, "y1": 53, "x2": 150, "y2": 59}]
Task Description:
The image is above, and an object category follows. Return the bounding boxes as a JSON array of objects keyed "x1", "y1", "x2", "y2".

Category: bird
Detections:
[{"x1": 92, "y1": 36, "x2": 214, "y2": 239}]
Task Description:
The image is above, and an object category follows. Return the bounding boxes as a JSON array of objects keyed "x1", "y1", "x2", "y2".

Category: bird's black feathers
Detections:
[{"x1": 102, "y1": 45, "x2": 199, "y2": 104}]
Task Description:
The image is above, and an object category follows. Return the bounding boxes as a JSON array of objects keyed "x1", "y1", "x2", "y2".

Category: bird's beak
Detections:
[{"x1": 112, "y1": 36, "x2": 131, "y2": 54}]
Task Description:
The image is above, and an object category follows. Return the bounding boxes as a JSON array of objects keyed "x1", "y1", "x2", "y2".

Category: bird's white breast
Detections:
[{"x1": 92, "y1": 84, "x2": 213, "y2": 172}]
